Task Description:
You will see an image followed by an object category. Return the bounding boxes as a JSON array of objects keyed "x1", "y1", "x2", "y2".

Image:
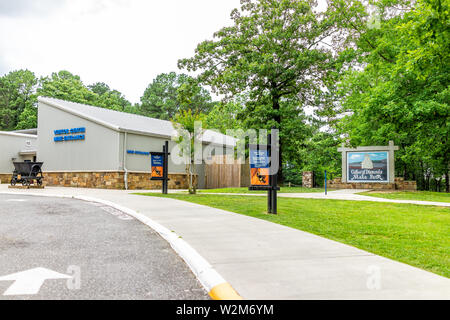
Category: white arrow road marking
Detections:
[{"x1": 0, "y1": 267, "x2": 72, "y2": 296}]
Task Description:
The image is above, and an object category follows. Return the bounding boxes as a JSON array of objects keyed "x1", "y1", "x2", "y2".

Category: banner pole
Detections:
[{"x1": 163, "y1": 141, "x2": 169, "y2": 194}]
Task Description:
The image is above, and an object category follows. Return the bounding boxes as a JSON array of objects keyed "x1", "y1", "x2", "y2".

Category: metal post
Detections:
[
  {"x1": 272, "y1": 168, "x2": 278, "y2": 215},
  {"x1": 267, "y1": 132, "x2": 272, "y2": 214},
  {"x1": 163, "y1": 141, "x2": 169, "y2": 194},
  {"x1": 268, "y1": 130, "x2": 278, "y2": 215},
  {"x1": 325, "y1": 170, "x2": 327, "y2": 196},
  {"x1": 267, "y1": 184, "x2": 273, "y2": 213}
]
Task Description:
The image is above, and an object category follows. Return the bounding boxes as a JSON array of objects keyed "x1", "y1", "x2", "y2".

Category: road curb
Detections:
[{"x1": 0, "y1": 191, "x2": 243, "y2": 300}]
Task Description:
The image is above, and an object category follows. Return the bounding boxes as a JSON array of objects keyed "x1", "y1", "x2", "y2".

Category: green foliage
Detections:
[
  {"x1": 172, "y1": 109, "x2": 208, "y2": 194},
  {"x1": 140, "y1": 72, "x2": 213, "y2": 120},
  {"x1": 0, "y1": 69, "x2": 135, "y2": 130},
  {"x1": 37, "y1": 71, "x2": 98, "y2": 105},
  {"x1": 15, "y1": 105, "x2": 37, "y2": 130},
  {"x1": 336, "y1": 0, "x2": 449, "y2": 191},
  {"x1": 206, "y1": 100, "x2": 245, "y2": 133},
  {"x1": 38, "y1": 71, "x2": 134, "y2": 112},
  {"x1": 88, "y1": 82, "x2": 134, "y2": 112},
  {"x1": 0, "y1": 69, "x2": 37, "y2": 130},
  {"x1": 297, "y1": 131, "x2": 342, "y2": 186},
  {"x1": 179, "y1": 0, "x2": 352, "y2": 180}
]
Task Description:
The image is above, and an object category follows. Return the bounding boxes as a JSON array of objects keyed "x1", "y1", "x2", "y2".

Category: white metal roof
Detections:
[
  {"x1": 38, "y1": 97, "x2": 236, "y2": 146},
  {"x1": 0, "y1": 131, "x2": 38, "y2": 139},
  {"x1": 13, "y1": 128, "x2": 38, "y2": 135}
]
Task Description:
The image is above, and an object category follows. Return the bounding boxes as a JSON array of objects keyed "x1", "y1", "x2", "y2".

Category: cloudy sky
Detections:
[{"x1": 0, "y1": 0, "x2": 243, "y2": 103}]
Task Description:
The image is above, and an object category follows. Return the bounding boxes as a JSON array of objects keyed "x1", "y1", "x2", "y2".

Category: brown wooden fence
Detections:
[{"x1": 205, "y1": 155, "x2": 243, "y2": 189}]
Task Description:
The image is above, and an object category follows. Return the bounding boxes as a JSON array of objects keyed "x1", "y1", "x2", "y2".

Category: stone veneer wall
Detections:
[
  {"x1": 302, "y1": 171, "x2": 314, "y2": 188},
  {"x1": 327, "y1": 177, "x2": 417, "y2": 191},
  {"x1": 0, "y1": 174, "x2": 11, "y2": 184},
  {"x1": 41, "y1": 172, "x2": 195, "y2": 190}
]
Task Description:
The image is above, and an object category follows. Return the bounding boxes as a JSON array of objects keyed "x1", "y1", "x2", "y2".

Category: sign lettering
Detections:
[{"x1": 347, "y1": 152, "x2": 388, "y2": 182}]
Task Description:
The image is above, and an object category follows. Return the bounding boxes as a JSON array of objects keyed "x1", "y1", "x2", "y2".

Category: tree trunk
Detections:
[
  {"x1": 446, "y1": 171, "x2": 449, "y2": 193},
  {"x1": 420, "y1": 161, "x2": 425, "y2": 190}
]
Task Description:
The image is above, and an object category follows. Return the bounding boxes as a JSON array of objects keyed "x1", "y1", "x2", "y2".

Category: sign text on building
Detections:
[
  {"x1": 54, "y1": 127, "x2": 86, "y2": 142},
  {"x1": 127, "y1": 150, "x2": 150, "y2": 156}
]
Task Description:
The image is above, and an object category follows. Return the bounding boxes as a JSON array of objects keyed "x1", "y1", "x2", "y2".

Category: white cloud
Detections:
[
  {"x1": 0, "y1": 0, "x2": 68, "y2": 16},
  {"x1": 0, "y1": 0, "x2": 327, "y2": 104}
]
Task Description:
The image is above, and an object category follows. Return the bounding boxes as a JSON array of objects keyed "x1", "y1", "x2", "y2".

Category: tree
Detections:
[
  {"x1": 336, "y1": 0, "x2": 449, "y2": 191},
  {"x1": 16, "y1": 105, "x2": 37, "y2": 130},
  {"x1": 37, "y1": 71, "x2": 98, "y2": 105},
  {"x1": 206, "y1": 100, "x2": 245, "y2": 133},
  {"x1": 0, "y1": 69, "x2": 37, "y2": 130},
  {"x1": 88, "y1": 82, "x2": 133, "y2": 112},
  {"x1": 298, "y1": 130, "x2": 342, "y2": 186},
  {"x1": 172, "y1": 109, "x2": 207, "y2": 194},
  {"x1": 140, "y1": 72, "x2": 213, "y2": 120},
  {"x1": 178, "y1": 0, "x2": 351, "y2": 182},
  {"x1": 38, "y1": 71, "x2": 136, "y2": 114}
]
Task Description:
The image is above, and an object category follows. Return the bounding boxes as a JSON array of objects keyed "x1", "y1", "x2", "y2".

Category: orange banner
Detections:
[
  {"x1": 151, "y1": 166, "x2": 164, "y2": 178},
  {"x1": 251, "y1": 168, "x2": 269, "y2": 186}
]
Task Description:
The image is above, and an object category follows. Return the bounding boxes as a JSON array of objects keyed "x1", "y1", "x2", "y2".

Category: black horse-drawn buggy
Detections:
[{"x1": 10, "y1": 162, "x2": 44, "y2": 187}]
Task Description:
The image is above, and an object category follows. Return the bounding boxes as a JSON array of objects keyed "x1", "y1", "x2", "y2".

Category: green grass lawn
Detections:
[
  {"x1": 137, "y1": 193, "x2": 450, "y2": 278},
  {"x1": 358, "y1": 191, "x2": 450, "y2": 203},
  {"x1": 198, "y1": 186, "x2": 327, "y2": 194}
]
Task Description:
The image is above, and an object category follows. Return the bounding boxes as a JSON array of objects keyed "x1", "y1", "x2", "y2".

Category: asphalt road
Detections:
[{"x1": 0, "y1": 194, "x2": 209, "y2": 300}]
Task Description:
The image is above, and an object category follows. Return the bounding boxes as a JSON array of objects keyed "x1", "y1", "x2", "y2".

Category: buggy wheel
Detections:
[
  {"x1": 10, "y1": 179, "x2": 16, "y2": 186},
  {"x1": 22, "y1": 179, "x2": 30, "y2": 187},
  {"x1": 37, "y1": 179, "x2": 42, "y2": 186}
]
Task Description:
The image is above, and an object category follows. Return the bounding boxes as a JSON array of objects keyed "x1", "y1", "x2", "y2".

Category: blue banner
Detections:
[{"x1": 250, "y1": 149, "x2": 269, "y2": 169}]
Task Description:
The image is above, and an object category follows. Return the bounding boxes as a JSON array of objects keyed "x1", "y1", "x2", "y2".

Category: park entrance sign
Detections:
[
  {"x1": 347, "y1": 151, "x2": 388, "y2": 182},
  {"x1": 339, "y1": 141, "x2": 399, "y2": 184}
]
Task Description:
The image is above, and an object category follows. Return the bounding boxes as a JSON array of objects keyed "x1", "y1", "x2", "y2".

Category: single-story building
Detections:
[
  {"x1": 0, "y1": 97, "x2": 236, "y2": 189},
  {"x1": 0, "y1": 131, "x2": 38, "y2": 184}
]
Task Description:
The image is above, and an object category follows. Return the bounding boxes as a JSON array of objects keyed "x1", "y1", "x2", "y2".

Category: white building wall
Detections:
[
  {"x1": 37, "y1": 102, "x2": 121, "y2": 172},
  {"x1": 0, "y1": 132, "x2": 37, "y2": 173},
  {"x1": 123, "y1": 133, "x2": 187, "y2": 173}
]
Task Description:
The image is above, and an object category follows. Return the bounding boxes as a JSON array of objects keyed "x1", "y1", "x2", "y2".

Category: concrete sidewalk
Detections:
[
  {"x1": 1, "y1": 185, "x2": 449, "y2": 299},
  {"x1": 203, "y1": 189, "x2": 450, "y2": 207}
]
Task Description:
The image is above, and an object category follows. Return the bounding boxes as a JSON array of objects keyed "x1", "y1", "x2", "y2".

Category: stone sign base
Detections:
[
  {"x1": 328, "y1": 177, "x2": 417, "y2": 191},
  {"x1": 302, "y1": 171, "x2": 314, "y2": 188}
]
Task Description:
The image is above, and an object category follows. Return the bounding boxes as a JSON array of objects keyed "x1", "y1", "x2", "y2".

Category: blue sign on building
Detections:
[
  {"x1": 127, "y1": 150, "x2": 150, "y2": 156},
  {"x1": 54, "y1": 127, "x2": 86, "y2": 142}
]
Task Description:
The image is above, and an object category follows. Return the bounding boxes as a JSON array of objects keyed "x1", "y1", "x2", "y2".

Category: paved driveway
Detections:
[
  {"x1": 0, "y1": 194, "x2": 208, "y2": 300},
  {"x1": 1, "y1": 186, "x2": 449, "y2": 300}
]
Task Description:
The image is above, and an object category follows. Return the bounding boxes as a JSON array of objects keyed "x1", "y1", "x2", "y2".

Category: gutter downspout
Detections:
[{"x1": 123, "y1": 132, "x2": 128, "y2": 190}]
